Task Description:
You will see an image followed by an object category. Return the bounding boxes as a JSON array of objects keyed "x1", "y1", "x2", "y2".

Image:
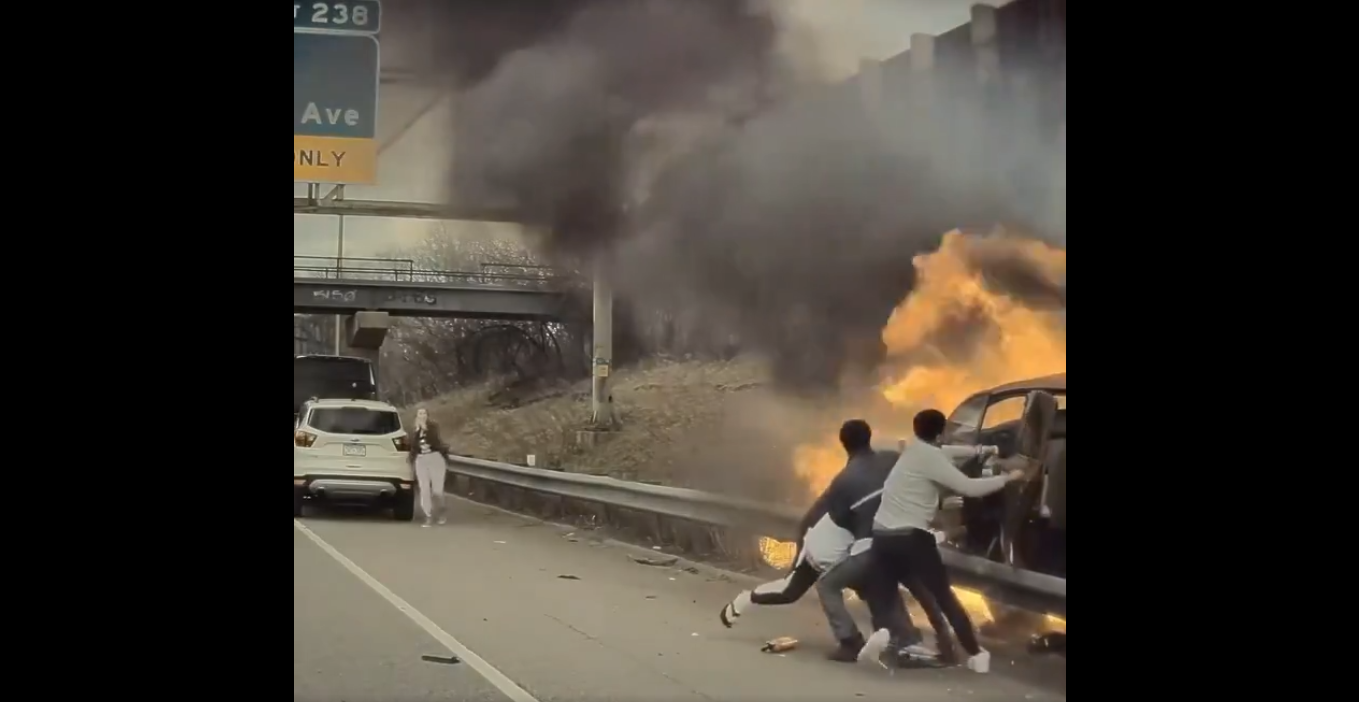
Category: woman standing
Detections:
[{"x1": 408, "y1": 408, "x2": 451, "y2": 527}]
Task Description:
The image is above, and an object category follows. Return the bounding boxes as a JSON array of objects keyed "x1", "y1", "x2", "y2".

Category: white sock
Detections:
[{"x1": 733, "y1": 590, "x2": 752, "y2": 615}]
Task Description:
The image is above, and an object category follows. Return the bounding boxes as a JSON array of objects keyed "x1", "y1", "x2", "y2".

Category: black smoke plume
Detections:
[{"x1": 399, "y1": 0, "x2": 1066, "y2": 388}]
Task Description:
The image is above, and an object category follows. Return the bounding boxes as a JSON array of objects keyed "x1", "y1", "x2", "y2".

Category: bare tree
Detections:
[
  {"x1": 378, "y1": 225, "x2": 590, "y2": 406},
  {"x1": 378, "y1": 221, "x2": 758, "y2": 408}
]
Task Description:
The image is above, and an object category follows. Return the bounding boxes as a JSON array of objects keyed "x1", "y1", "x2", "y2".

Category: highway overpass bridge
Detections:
[
  {"x1": 293, "y1": 257, "x2": 570, "y2": 322},
  {"x1": 293, "y1": 277, "x2": 567, "y2": 322},
  {"x1": 293, "y1": 257, "x2": 573, "y2": 363}
]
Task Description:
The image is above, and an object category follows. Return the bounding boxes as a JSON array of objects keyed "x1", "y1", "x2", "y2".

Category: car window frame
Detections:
[
  {"x1": 944, "y1": 394, "x2": 989, "y2": 444},
  {"x1": 977, "y1": 390, "x2": 1067, "y2": 432}
]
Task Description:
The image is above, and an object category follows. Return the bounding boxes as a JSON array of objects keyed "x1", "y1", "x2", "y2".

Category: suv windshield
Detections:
[
  {"x1": 308, "y1": 408, "x2": 401, "y2": 436},
  {"x1": 294, "y1": 356, "x2": 378, "y2": 415}
]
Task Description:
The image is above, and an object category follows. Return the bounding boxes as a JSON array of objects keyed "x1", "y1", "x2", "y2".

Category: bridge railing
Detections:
[
  {"x1": 293, "y1": 256, "x2": 569, "y2": 290},
  {"x1": 293, "y1": 256, "x2": 418, "y2": 281},
  {"x1": 445, "y1": 455, "x2": 1066, "y2": 619}
]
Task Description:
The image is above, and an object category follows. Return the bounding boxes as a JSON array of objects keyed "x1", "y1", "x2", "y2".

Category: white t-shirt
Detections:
[{"x1": 800, "y1": 513, "x2": 856, "y2": 572}]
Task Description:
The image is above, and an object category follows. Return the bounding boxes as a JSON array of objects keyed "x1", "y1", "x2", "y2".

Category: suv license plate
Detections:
[{"x1": 342, "y1": 445, "x2": 367, "y2": 458}]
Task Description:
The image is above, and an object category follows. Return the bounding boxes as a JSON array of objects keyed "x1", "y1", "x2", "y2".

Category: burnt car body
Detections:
[{"x1": 942, "y1": 373, "x2": 1066, "y2": 578}]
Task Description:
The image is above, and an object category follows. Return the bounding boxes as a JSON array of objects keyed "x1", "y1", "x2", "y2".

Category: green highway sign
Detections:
[
  {"x1": 294, "y1": 1, "x2": 382, "y2": 34},
  {"x1": 294, "y1": 24, "x2": 381, "y2": 184}
]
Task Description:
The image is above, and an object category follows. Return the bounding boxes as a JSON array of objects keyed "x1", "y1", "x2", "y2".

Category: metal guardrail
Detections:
[
  {"x1": 452, "y1": 456, "x2": 801, "y2": 538},
  {"x1": 447, "y1": 456, "x2": 1067, "y2": 615}
]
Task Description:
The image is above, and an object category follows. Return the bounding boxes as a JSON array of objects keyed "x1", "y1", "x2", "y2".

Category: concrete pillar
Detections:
[
  {"x1": 346, "y1": 311, "x2": 390, "y2": 350},
  {"x1": 908, "y1": 33, "x2": 939, "y2": 162},
  {"x1": 343, "y1": 312, "x2": 388, "y2": 395},
  {"x1": 969, "y1": 4, "x2": 1007, "y2": 215},
  {"x1": 908, "y1": 33, "x2": 936, "y2": 111},
  {"x1": 857, "y1": 58, "x2": 884, "y2": 120},
  {"x1": 970, "y1": 4, "x2": 1001, "y2": 88},
  {"x1": 590, "y1": 261, "x2": 616, "y2": 428}
]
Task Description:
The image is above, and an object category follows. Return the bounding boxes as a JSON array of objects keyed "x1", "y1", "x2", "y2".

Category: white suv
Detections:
[{"x1": 293, "y1": 399, "x2": 416, "y2": 521}]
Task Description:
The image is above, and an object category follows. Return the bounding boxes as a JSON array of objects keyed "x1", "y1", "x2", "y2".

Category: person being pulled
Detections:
[
  {"x1": 857, "y1": 409, "x2": 1028, "y2": 674},
  {"x1": 718, "y1": 420, "x2": 928, "y2": 662}
]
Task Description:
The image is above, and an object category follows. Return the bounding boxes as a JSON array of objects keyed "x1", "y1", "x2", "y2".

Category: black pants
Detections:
[
  {"x1": 871, "y1": 529, "x2": 983, "y2": 657},
  {"x1": 860, "y1": 568, "x2": 958, "y2": 657},
  {"x1": 750, "y1": 561, "x2": 820, "y2": 605}
]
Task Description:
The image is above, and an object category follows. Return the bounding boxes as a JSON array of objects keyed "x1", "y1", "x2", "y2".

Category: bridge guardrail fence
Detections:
[
  {"x1": 446, "y1": 455, "x2": 1066, "y2": 618},
  {"x1": 294, "y1": 256, "x2": 418, "y2": 280},
  {"x1": 293, "y1": 257, "x2": 566, "y2": 290}
]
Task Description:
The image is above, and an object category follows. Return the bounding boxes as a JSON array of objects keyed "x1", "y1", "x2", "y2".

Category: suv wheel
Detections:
[
  {"x1": 393, "y1": 491, "x2": 416, "y2": 521},
  {"x1": 294, "y1": 489, "x2": 305, "y2": 518}
]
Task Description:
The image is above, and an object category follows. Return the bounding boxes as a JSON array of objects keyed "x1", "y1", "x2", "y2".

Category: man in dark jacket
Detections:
[
  {"x1": 792, "y1": 423, "x2": 881, "y2": 546},
  {"x1": 718, "y1": 420, "x2": 923, "y2": 661}
]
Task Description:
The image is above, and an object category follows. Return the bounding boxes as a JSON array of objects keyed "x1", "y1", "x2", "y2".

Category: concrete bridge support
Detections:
[
  {"x1": 346, "y1": 311, "x2": 390, "y2": 350},
  {"x1": 342, "y1": 311, "x2": 390, "y2": 382}
]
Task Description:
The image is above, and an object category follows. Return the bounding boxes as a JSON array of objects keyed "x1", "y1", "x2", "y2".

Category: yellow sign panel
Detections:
[{"x1": 293, "y1": 135, "x2": 377, "y2": 185}]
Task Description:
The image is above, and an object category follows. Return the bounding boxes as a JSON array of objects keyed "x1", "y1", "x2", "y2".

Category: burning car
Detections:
[{"x1": 941, "y1": 373, "x2": 1066, "y2": 578}]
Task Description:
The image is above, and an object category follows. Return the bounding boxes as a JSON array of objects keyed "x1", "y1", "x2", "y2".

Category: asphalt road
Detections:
[{"x1": 294, "y1": 499, "x2": 1065, "y2": 702}]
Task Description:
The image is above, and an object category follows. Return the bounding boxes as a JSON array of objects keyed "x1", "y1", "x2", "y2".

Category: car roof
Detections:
[
  {"x1": 304, "y1": 399, "x2": 398, "y2": 412},
  {"x1": 957, "y1": 373, "x2": 1067, "y2": 408},
  {"x1": 986, "y1": 373, "x2": 1067, "y2": 395}
]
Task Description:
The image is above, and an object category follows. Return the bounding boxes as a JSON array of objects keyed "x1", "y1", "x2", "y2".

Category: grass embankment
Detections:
[{"x1": 418, "y1": 357, "x2": 815, "y2": 503}]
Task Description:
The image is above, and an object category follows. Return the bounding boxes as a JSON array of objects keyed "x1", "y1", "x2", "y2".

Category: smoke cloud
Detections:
[{"x1": 402, "y1": 0, "x2": 1066, "y2": 388}]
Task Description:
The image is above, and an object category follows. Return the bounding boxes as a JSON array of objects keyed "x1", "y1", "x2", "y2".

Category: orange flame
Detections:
[{"x1": 791, "y1": 230, "x2": 1067, "y2": 500}]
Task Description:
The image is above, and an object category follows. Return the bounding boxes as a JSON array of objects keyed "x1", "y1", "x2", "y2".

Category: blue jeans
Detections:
[{"x1": 816, "y1": 550, "x2": 922, "y2": 646}]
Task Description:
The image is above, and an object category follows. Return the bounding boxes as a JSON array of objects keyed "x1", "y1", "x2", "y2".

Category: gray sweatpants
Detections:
[
  {"x1": 414, "y1": 452, "x2": 447, "y2": 519},
  {"x1": 817, "y1": 550, "x2": 923, "y2": 646}
]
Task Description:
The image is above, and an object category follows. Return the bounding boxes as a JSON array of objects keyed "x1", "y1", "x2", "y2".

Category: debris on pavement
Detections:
[
  {"x1": 762, "y1": 637, "x2": 799, "y2": 653},
  {"x1": 630, "y1": 556, "x2": 680, "y2": 567}
]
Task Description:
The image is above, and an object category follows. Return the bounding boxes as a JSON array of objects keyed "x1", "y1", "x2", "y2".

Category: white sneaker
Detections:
[
  {"x1": 422, "y1": 518, "x2": 433, "y2": 528},
  {"x1": 720, "y1": 590, "x2": 752, "y2": 627},
  {"x1": 966, "y1": 649, "x2": 991, "y2": 674},
  {"x1": 857, "y1": 628, "x2": 892, "y2": 667},
  {"x1": 437, "y1": 516, "x2": 447, "y2": 526}
]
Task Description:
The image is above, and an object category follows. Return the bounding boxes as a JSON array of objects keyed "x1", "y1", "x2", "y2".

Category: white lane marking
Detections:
[{"x1": 294, "y1": 519, "x2": 541, "y2": 702}]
